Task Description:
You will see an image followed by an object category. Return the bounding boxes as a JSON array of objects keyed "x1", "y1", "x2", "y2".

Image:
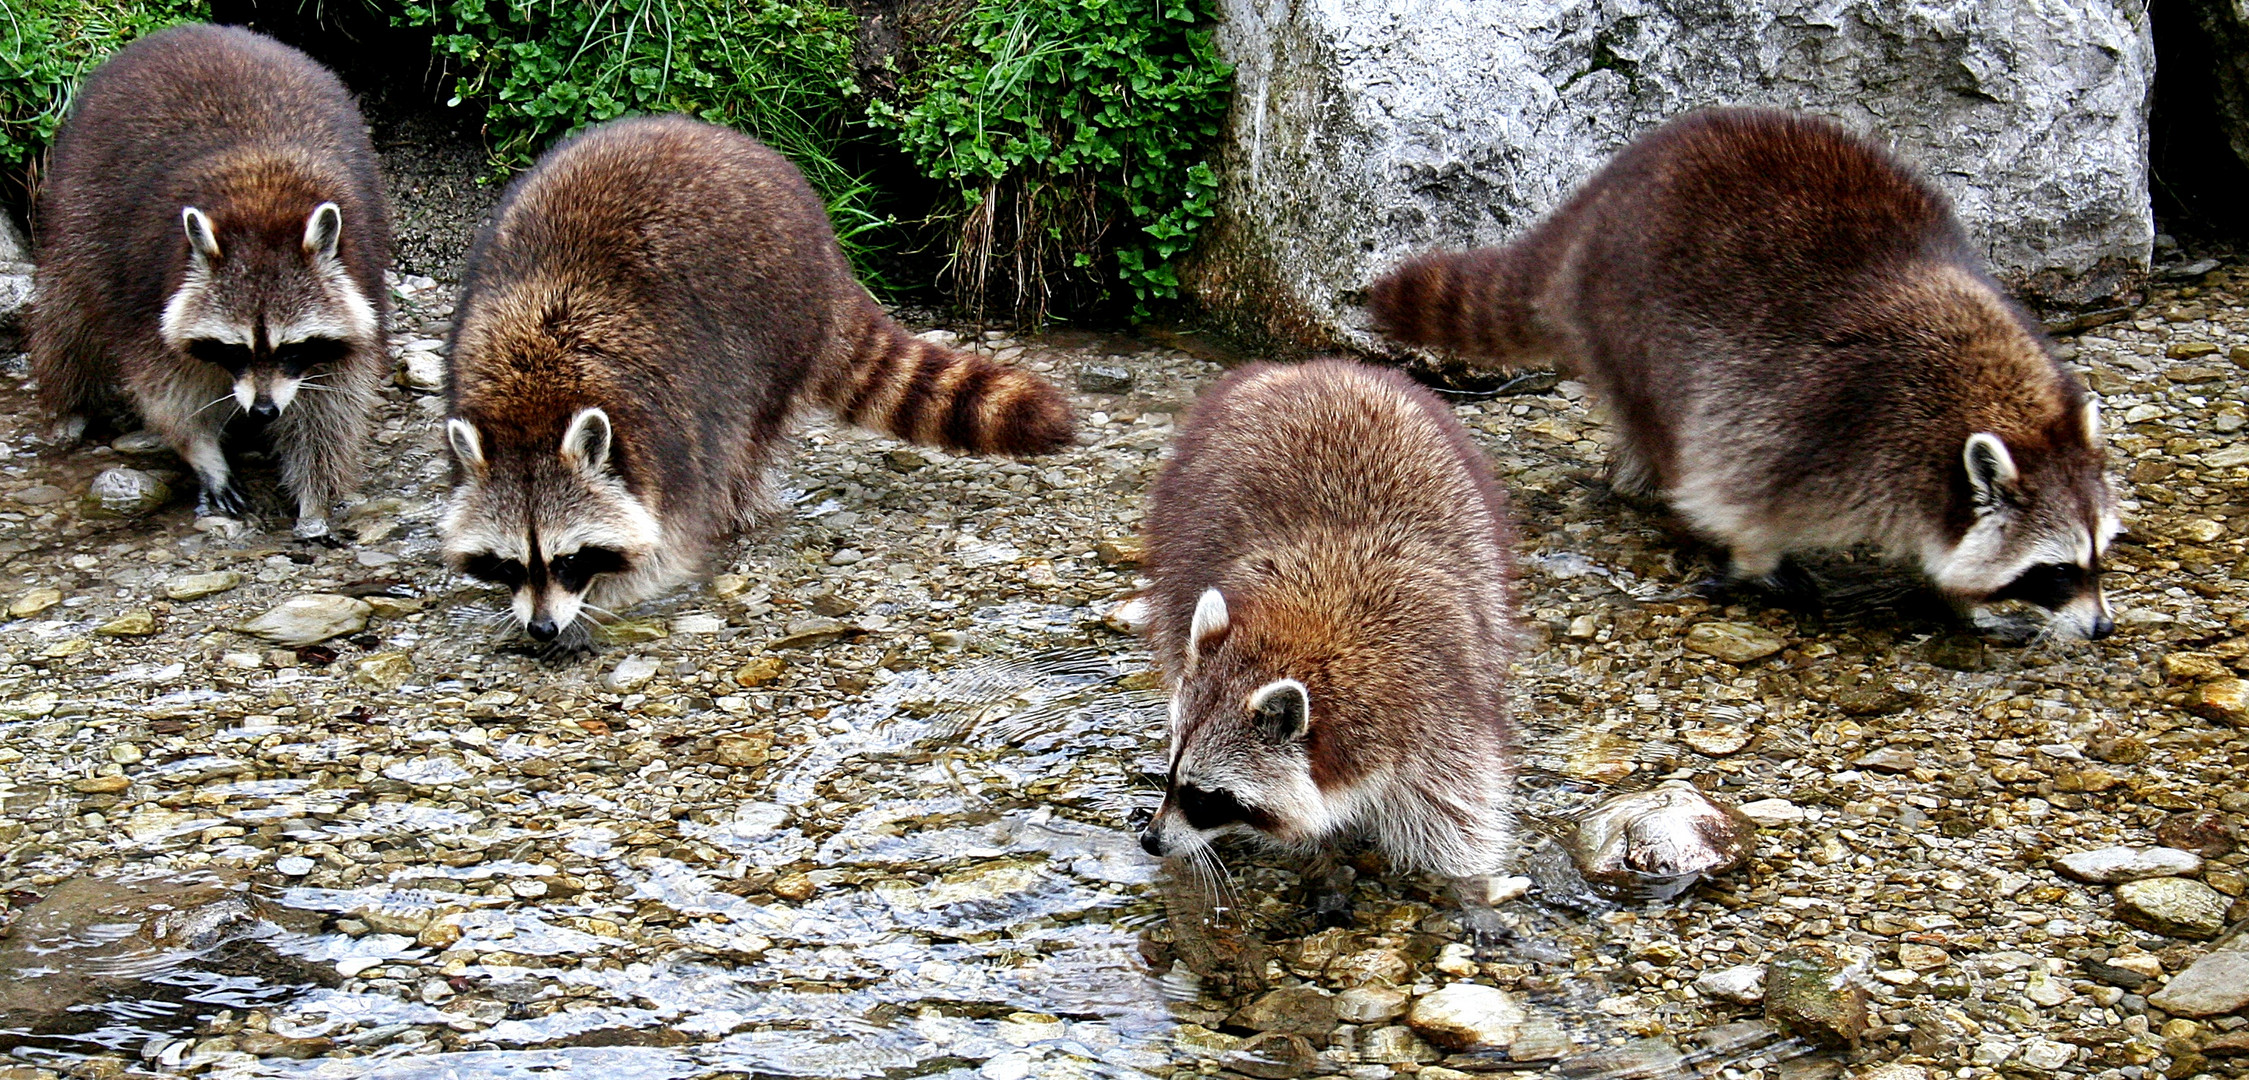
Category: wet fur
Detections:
[
  {"x1": 442, "y1": 115, "x2": 1074, "y2": 634},
  {"x1": 1139, "y1": 359, "x2": 1519, "y2": 879},
  {"x1": 1369, "y1": 108, "x2": 2118, "y2": 635},
  {"x1": 30, "y1": 24, "x2": 390, "y2": 532}
]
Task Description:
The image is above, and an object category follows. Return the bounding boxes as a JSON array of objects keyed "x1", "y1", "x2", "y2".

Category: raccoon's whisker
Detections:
[{"x1": 189, "y1": 394, "x2": 240, "y2": 418}]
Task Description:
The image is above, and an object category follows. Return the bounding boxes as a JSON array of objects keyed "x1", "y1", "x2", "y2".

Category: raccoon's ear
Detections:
[
  {"x1": 1187, "y1": 587, "x2": 1230, "y2": 665},
  {"x1": 561, "y1": 407, "x2": 614, "y2": 475},
  {"x1": 1249, "y1": 678, "x2": 1309, "y2": 744},
  {"x1": 181, "y1": 207, "x2": 221, "y2": 262},
  {"x1": 1964, "y1": 432, "x2": 2019, "y2": 510},
  {"x1": 303, "y1": 202, "x2": 343, "y2": 260},
  {"x1": 447, "y1": 419, "x2": 485, "y2": 472}
]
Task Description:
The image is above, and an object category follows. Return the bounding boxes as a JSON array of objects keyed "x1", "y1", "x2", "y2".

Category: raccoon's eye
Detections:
[
  {"x1": 462, "y1": 554, "x2": 527, "y2": 588},
  {"x1": 272, "y1": 336, "x2": 350, "y2": 374},
  {"x1": 1175, "y1": 783, "x2": 1254, "y2": 831},
  {"x1": 1989, "y1": 562, "x2": 2085, "y2": 610},
  {"x1": 548, "y1": 546, "x2": 627, "y2": 592},
  {"x1": 186, "y1": 339, "x2": 253, "y2": 373}
]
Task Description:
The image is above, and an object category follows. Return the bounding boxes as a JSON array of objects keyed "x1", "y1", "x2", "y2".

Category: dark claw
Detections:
[
  {"x1": 1702, "y1": 557, "x2": 1824, "y2": 611},
  {"x1": 197, "y1": 480, "x2": 250, "y2": 518}
]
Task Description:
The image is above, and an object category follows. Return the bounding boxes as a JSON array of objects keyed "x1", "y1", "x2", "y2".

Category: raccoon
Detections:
[
  {"x1": 1137, "y1": 359, "x2": 1520, "y2": 925},
  {"x1": 30, "y1": 24, "x2": 390, "y2": 538},
  {"x1": 440, "y1": 115, "x2": 1074, "y2": 644},
  {"x1": 1369, "y1": 108, "x2": 2120, "y2": 640}
]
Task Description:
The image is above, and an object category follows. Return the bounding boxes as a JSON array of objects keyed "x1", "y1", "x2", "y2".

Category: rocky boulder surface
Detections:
[{"x1": 1187, "y1": 0, "x2": 2155, "y2": 351}]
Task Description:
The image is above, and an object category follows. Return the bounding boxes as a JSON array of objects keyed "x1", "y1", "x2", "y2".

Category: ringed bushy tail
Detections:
[
  {"x1": 1366, "y1": 243, "x2": 1557, "y2": 365},
  {"x1": 820, "y1": 299, "x2": 1075, "y2": 456}
]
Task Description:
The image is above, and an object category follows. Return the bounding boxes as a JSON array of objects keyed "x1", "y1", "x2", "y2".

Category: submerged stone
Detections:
[
  {"x1": 1764, "y1": 945, "x2": 1869, "y2": 1046},
  {"x1": 234, "y1": 594, "x2": 371, "y2": 647}
]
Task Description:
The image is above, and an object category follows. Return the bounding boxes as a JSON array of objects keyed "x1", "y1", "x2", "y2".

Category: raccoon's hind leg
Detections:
[
  {"x1": 27, "y1": 288, "x2": 109, "y2": 444},
  {"x1": 1301, "y1": 850, "x2": 1357, "y2": 929}
]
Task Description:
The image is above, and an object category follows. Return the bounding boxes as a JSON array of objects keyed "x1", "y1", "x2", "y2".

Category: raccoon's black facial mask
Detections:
[
  {"x1": 272, "y1": 336, "x2": 350, "y2": 375},
  {"x1": 187, "y1": 335, "x2": 348, "y2": 376},
  {"x1": 1171, "y1": 782, "x2": 1277, "y2": 832},
  {"x1": 186, "y1": 338, "x2": 253, "y2": 374},
  {"x1": 462, "y1": 554, "x2": 527, "y2": 588},
  {"x1": 461, "y1": 547, "x2": 628, "y2": 594},
  {"x1": 1989, "y1": 561, "x2": 2093, "y2": 611},
  {"x1": 548, "y1": 547, "x2": 628, "y2": 592}
]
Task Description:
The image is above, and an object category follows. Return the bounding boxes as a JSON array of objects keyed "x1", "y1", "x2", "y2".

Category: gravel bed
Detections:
[{"x1": 0, "y1": 267, "x2": 2244, "y2": 1080}]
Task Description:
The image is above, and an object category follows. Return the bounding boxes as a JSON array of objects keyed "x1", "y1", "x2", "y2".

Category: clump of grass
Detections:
[
  {"x1": 0, "y1": 0, "x2": 210, "y2": 216},
  {"x1": 400, "y1": 0, "x2": 890, "y2": 275},
  {"x1": 871, "y1": 0, "x2": 1231, "y2": 324}
]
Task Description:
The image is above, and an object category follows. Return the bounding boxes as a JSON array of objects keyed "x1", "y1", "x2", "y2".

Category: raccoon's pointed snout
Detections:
[
  {"x1": 526, "y1": 616, "x2": 559, "y2": 642},
  {"x1": 1139, "y1": 826, "x2": 1167, "y2": 857},
  {"x1": 250, "y1": 397, "x2": 279, "y2": 420},
  {"x1": 2089, "y1": 614, "x2": 2115, "y2": 640}
]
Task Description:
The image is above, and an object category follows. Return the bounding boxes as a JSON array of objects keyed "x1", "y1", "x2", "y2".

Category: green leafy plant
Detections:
[
  {"x1": 871, "y1": 0, "x2": 1230, "y2": 323},
  {"x1": 0, "y1": 0, "x2": 211, "y2": 211},
  {"x1": 400, "y1": 0, "x2": 888, "y2": 266}
]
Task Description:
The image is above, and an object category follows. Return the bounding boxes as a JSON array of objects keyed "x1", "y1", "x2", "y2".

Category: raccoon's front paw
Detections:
[
  {"x1": 197, "y1": 481, "x2": 251, "y2": 518},
  {"x1": 1305, "y1": 889, "x2": 1355, "y2": 930}
]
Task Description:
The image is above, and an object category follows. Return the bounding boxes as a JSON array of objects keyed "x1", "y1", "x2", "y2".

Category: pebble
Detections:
[
  {"x1": 603, "y1": 655, "x2": 660, "y2": 694},
  {"x1": 1681, "y1": 727, "x2": 1750, "y2": 755},
  {"x1": 1693, "y1": 963, "x2": 1767, "y2": 1004},
  {"x1": 2054, "y1": 845, "x2": 2205, "y2": 884},
  {"x1": 1558, "y1": 1037, "x2": 1683, "y2": 1078},
  {"x1": 1737, "y1": 798, "x2": 1805, "y2": 827},
  {"x1": 1566, "y1": 780, "x2": 1757, "y2": 896},
  {"x1": 11, "y1": 484, "x2": 65, "y2": 506},
  {"x1": 1896, "y1": 943, "x2": 1950, "y2": 971},
  {"x1": 1076, "y1": 362, "x2": 1135, "y2": 393},
  {"x1": 2113, "y1": 877, "x2": 2230, "y2": 939},
  {"x1": 1225, "y1": 1032, "x2": 1318, "y2": 1079},
  {"x1": 1358, "y1": 1024, "x2": 1439, "y2": 1064},
  {"x1": 275, "y1": 856, "x2": 315, "y2": 876},
  {"x1": 81, "y1": 467, "x2": 169, "y2": 518},
  {"x1": 1852, "y1": 745, "x2": 1917, "y2": 772},
  {"x1": 715, "y1": 733, "x2": 772, "y2": 767},
  {"x1": 396, "y1": 350, "x2": 445, "y2": 392},
  {"x1": 1763, "y1": 944, "x2": 1868, "y2": 1046},
  {"x1": 95, "y1": 610, "x2": 156, "y2": 637},
  {"x1": 1406, "y1": 983, "x2": 1523, "y2": 1051},
  {"x1": 594, "y1": 617, "x2": 668, "y2": 644},
  {"x1": 2186, "y1": 678, "x2": 2249, "y2": 726},
  {"x1": 1682, "y1": 621, "x2": 1787, "y2": 663},
  {"x1": 1508, "y1": 1018, "x2": 1572, "y2": 1061},
  {"x1": 234, "y1": 594, "x2": 373, "y2": 647},
  {"x1": 733, "y1": 656, "x2": 786, "y2": 686},
  {"x1": 2155, "y1": 811, "x2": 2237, "y2": 858},
  {"x1": 769, "y1": 617, "x2": 855, "y2": 649},
  {"x1": 7, "y1": 587, "x2": 62, "y2": 618},
  {"x1": 2145, "y1": 947, "x2": 2249, "y2": 1016},
  {"x1": 2017, "y1": 1039, "x2": 2075, "y2": 1071},
  {"x1": 1332, "y1": 986, "x2": 1408, "y2": 1023},
  {"x1": 1226, "y1": 985, "x2": 1336, "y2": 1034},
  {"x1": 165, "y1": 571, "x2": 243, "y2": 601},
  {"x1": 349, "y1": 652, "x2": 415, "y2": 691}
]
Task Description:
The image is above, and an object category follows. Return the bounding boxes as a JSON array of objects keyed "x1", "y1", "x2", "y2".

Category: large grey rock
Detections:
[
  {"x1": 2146, "y1": 947, "x2": 2249, "y2": 1017},
  {"x1": 0, "y1": 260, "x2": 33, "y2": 353},
  {"x1": 0, "y1": 213, "x2": 26, "y2": 262},
  {"x1": 1187, "y1": 0, "x2": 2155, "y2": 351}
]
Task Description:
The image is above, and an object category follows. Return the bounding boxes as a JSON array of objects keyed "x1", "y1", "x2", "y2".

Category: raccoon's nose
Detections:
[
  {"x1": 1139, "y1": 827, "x2": 1166, "y2": 857},
  {"x1": 525, "y1": 617, "x2": 559, "y2": 642},
  {"x1": 2088, "y1": 613, "x2": 2115, "y2": 640},
  {"x1": 250, "y1": 399, "x2": 279, "y2": 419}
]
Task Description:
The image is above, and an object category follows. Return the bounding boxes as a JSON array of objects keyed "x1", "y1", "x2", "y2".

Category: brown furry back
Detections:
[
  {"x1": 30, "y1": 22, "x2": 389, "y2": 420},
  {"x1": 1144, "y1": 359, "x2": 1518, "y2": 791}
]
